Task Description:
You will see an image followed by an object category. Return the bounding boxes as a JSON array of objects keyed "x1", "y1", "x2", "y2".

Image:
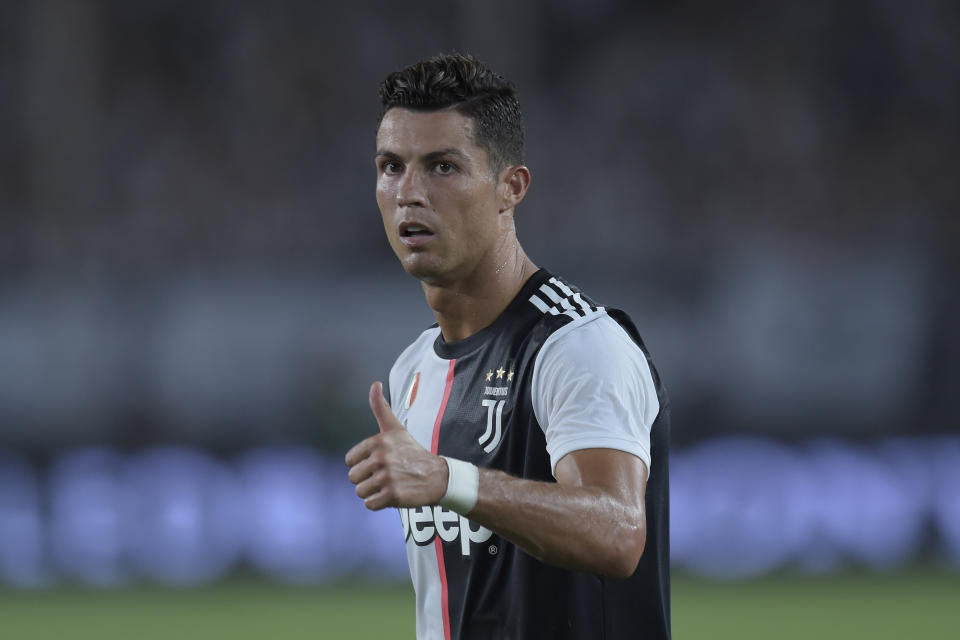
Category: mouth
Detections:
[
  {"x1": 399, "y1": 221, "x2": 435, "y2": 239},
  {"x1": 398, "y1": 221, "x2": 437, "y2": 248}
]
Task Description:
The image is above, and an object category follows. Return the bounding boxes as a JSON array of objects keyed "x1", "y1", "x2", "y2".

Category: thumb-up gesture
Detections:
[{"x1": 345, "y1": 382, "x2": 449, "y2": 510}]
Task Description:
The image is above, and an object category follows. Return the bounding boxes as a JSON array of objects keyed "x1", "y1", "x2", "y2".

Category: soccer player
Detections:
[{"x1": 345, "y1": 53, "x2": 670, "y2": 639}]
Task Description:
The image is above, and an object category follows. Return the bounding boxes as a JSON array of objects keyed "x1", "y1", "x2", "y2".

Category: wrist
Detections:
[{"x1": 439, "y1": 456, "x2": 479, "y2": 514}]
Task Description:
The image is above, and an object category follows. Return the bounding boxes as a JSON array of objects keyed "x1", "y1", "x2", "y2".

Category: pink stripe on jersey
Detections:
[
  {"x1": 431, "y1": 359, "x2": 456, "y2": 455},
  {"x1": 431, "y1": 358, "x2": 456, "y2": 640},
  {"x1": 434, "y1": 537, "x2": 451, "y2": 640}
]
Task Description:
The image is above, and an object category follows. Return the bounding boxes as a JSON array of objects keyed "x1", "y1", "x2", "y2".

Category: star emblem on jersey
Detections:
[{"x1": 478, "y1": 364, "x2": 513, "y2": 453}]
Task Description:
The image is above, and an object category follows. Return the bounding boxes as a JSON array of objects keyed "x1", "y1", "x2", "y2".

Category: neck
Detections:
[{"x1": 423, "y1": 237, "x2": 537, "y2": 343}]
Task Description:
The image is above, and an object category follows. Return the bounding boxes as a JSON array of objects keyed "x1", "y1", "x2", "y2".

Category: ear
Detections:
[{"x1": 498, "y1": 165, "x2": 531, "y2": 213}]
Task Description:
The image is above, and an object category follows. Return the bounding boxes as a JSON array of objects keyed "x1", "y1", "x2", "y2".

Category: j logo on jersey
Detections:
[{"x1": 479, "y1": 365, "x2": 513, "y2": 453}]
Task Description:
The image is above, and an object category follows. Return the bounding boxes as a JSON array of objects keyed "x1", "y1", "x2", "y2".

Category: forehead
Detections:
[{"x1": 376, "y1": 108, "x2": 483, "y2": 158}]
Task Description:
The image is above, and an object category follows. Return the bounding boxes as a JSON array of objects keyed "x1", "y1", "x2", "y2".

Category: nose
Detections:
[{"x1": 396, "y1": 168, "x2": 426, "y2": 208}]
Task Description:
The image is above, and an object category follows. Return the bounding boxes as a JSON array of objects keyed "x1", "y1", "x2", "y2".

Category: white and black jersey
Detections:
[{"x1": 389, "y1": 268, "x2": 670, "y2": 640}]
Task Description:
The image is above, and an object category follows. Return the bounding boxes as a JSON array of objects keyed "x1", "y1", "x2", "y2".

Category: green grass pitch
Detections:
[{"x1": 0, "y1": 569, "x2": 955, "y2": 639}]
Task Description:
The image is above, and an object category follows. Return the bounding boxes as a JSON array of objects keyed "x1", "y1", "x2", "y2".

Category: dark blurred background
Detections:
[{"x1": 1, "y1": 0, "x2": 958, "y2": 596}]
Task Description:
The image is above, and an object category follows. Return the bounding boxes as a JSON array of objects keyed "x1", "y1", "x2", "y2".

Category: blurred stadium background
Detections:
[{"x1": 0, "y1": 1, "x2": 957, "y2": 637}]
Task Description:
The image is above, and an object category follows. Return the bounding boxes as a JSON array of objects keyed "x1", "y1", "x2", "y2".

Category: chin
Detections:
[
  {"x1": 400, "y1": 254, "x2": 453, "y2": 284},
  {"x1": 400, "y1": 255, "x2": 441, "y2": 279}
]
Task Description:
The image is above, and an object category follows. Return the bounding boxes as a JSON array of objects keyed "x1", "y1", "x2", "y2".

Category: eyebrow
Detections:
[{"x1": 375, "y1": 148, "x2": 470, "y2": 162}]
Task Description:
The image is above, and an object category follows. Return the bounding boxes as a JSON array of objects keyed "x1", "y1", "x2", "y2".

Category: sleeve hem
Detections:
[{"x1": 548, "y1": 436, "x2": 652, "y2": 480}]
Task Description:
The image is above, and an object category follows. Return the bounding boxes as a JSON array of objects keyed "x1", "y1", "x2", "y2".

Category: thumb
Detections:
[{"x1": 369, "y1": 381, "x2": 403, "y2": 433}]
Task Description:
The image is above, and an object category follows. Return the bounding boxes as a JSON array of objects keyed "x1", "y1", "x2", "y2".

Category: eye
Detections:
[
  {"x1": 435, "y1": 162, "x2": 455, "y2": 175},
  {"x1": 381, "y1": 160, "x2": 403, "y2": 175}
]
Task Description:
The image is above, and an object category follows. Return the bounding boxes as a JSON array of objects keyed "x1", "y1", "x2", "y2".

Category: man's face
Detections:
[{"x1": 375, "y1": 108, "x2": 504, "y2": 285}]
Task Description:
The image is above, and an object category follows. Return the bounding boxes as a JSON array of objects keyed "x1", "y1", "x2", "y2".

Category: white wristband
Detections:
[{"x1": 439, "y1": 457, "x2": 479, "y2": 514}]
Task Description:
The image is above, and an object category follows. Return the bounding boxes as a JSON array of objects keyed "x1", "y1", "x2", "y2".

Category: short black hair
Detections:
[{"x1": 378, "y1": 53, "x2": 525, "y2": 174}]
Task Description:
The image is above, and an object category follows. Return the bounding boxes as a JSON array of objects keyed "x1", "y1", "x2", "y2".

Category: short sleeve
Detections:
[{"x1": 531, "y1": 313, "x2": 659, "y2": 478}]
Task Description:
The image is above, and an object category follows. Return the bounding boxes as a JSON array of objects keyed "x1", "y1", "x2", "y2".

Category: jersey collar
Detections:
[{"x1": 432, "y1": 268, "x2": 553, "y2": 360}]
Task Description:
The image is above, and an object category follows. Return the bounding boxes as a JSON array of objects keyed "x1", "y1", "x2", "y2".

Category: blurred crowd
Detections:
[
  {"x1": 4, "y1": 437, "x2": 958, "y2": 587},
  {"x1": 0, "y1": 0, "x2": 957, "y2": 452}
]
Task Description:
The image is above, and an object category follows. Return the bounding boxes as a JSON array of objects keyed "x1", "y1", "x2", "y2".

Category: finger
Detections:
[
  {"x1": 345, "y1": 436, "x2": 376, "y2": 468},
  {"x1": 369, "y1": 381, "x2": 403, "y2": 433},
  {"x1": 363, "y1": 489, "x2": 393, "y2": 511},
  {"x1": 355, "y1": 471, "x2": 386, "y2": 501},
  {"x1": 347, "y1": 456, "x2": 378, "y2": 485}
]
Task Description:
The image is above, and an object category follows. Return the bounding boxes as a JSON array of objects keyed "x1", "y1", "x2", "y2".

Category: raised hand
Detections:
[
  {"x1": 368, "y1": 379, "x2": 404, "y2": 434},
  {"x1": 345, "y1": 381, "x2": 448, "y2": 510}
]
